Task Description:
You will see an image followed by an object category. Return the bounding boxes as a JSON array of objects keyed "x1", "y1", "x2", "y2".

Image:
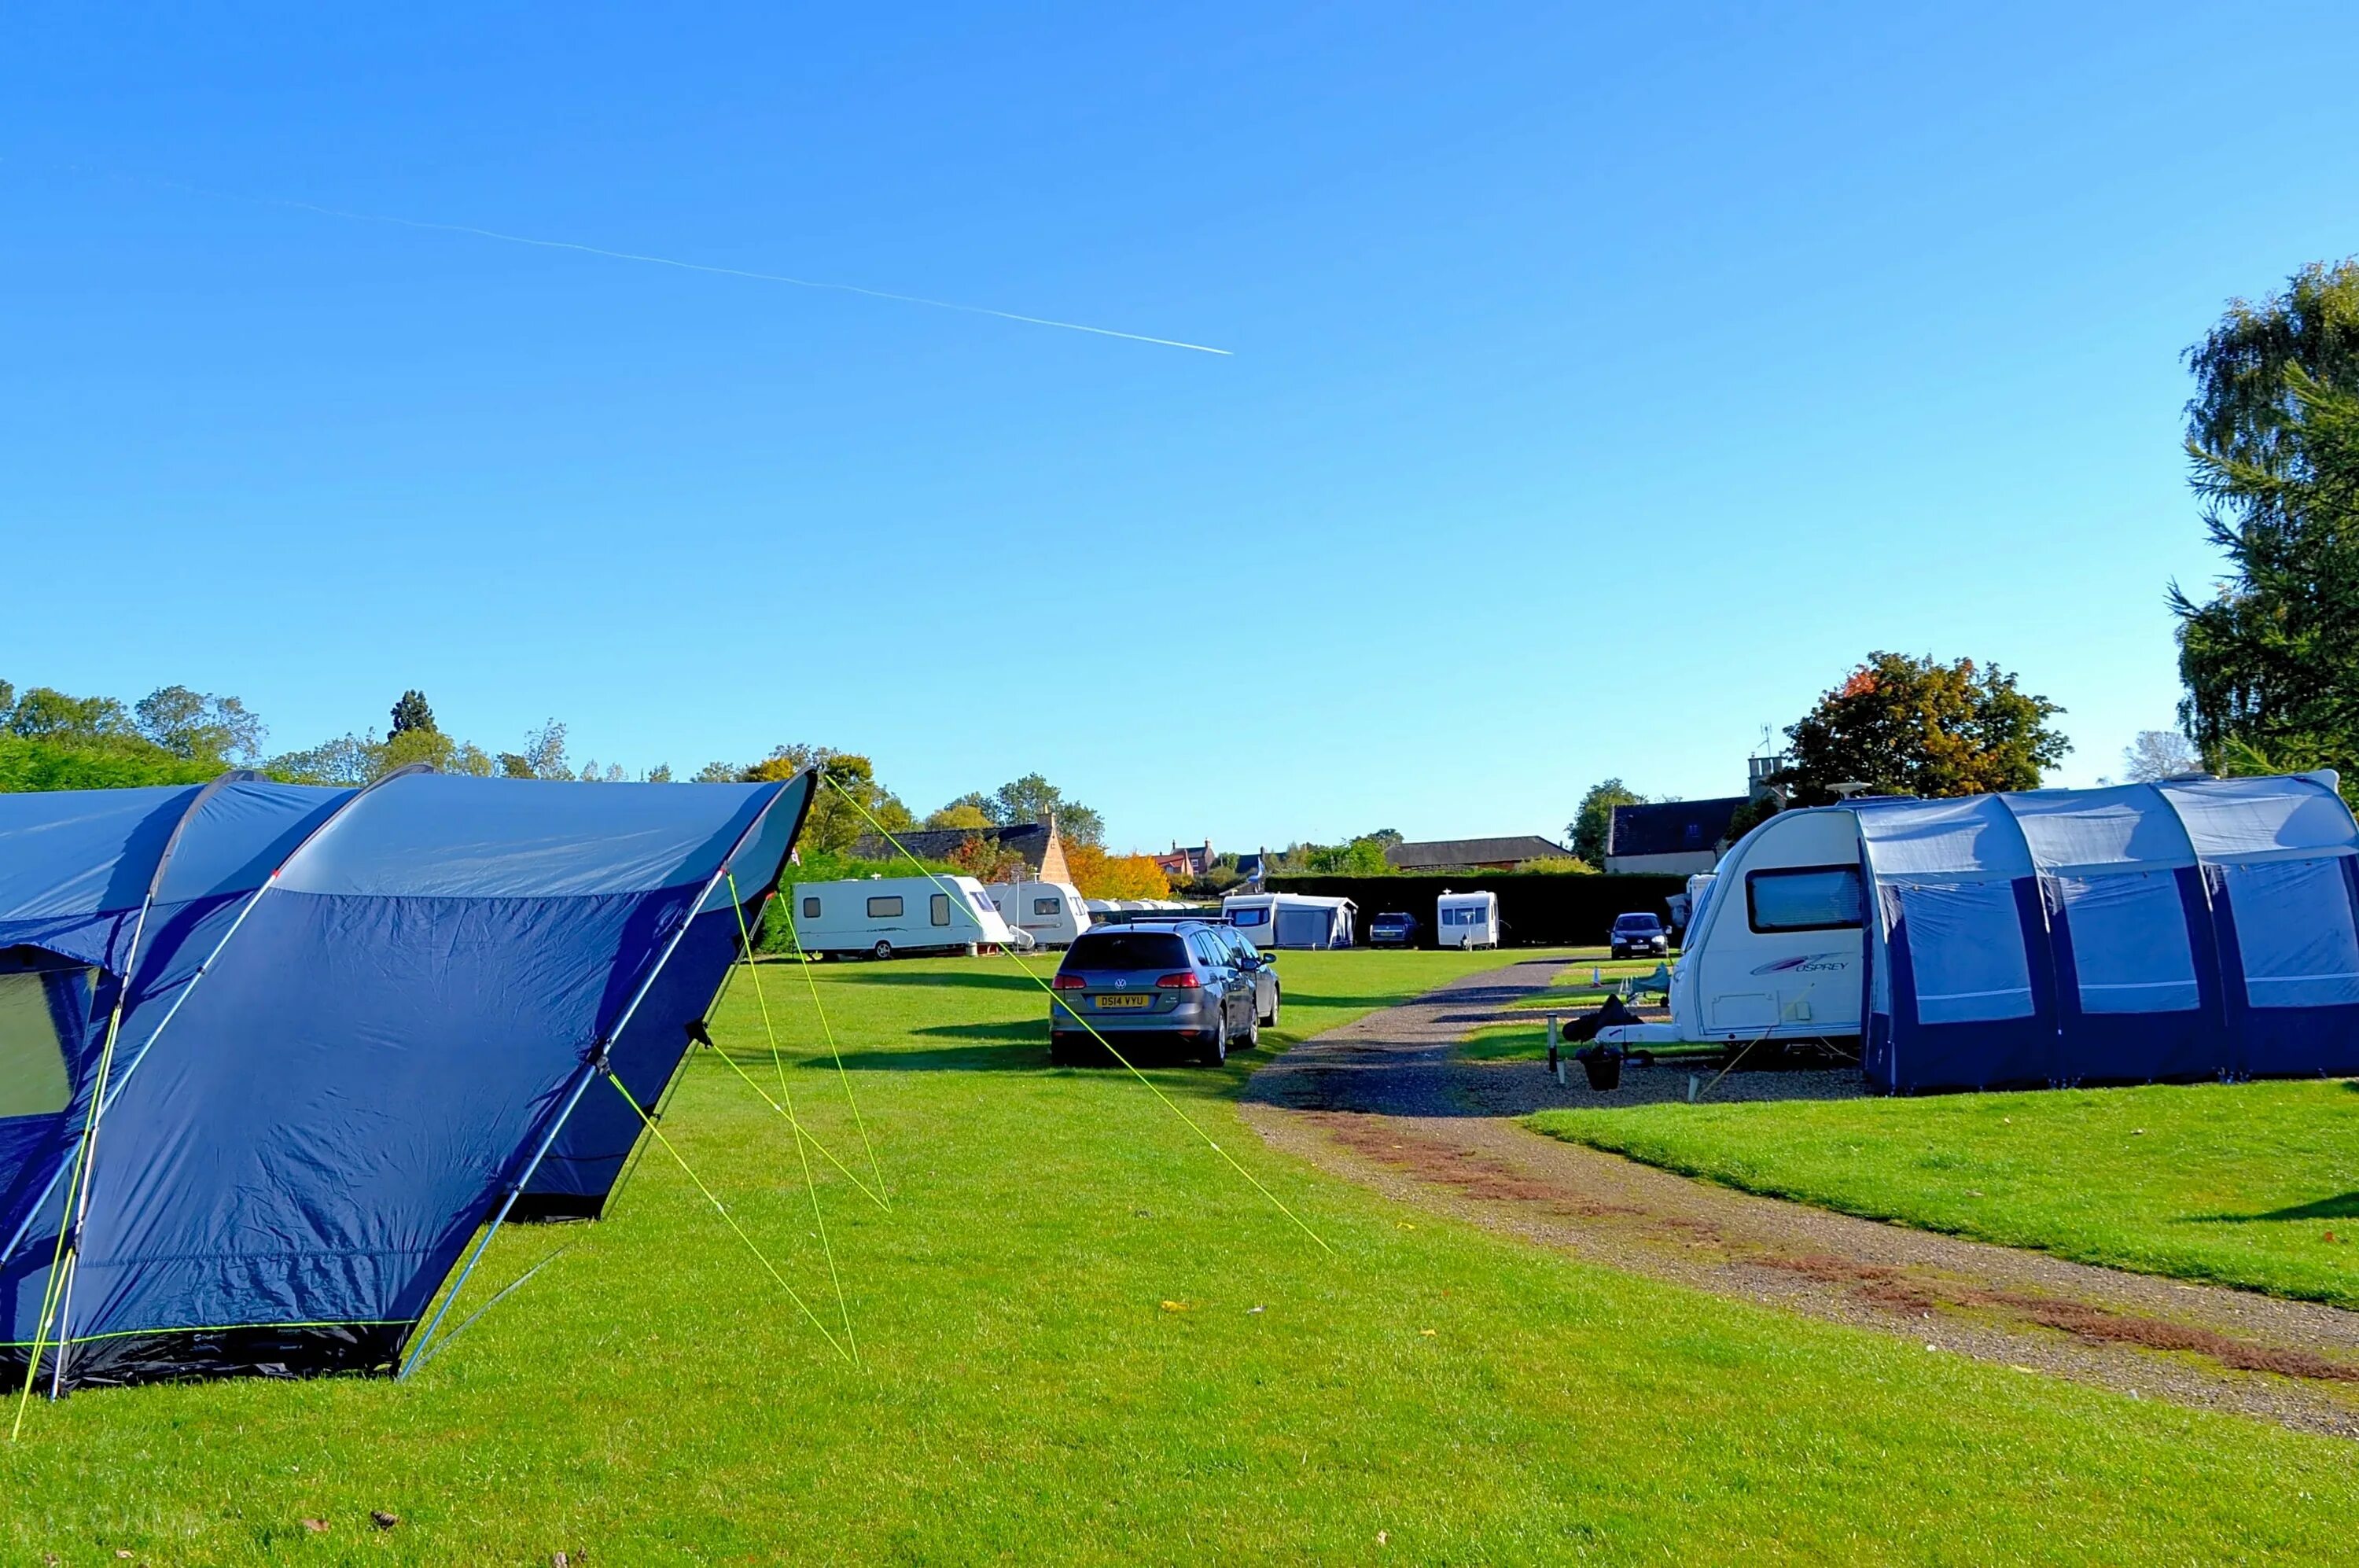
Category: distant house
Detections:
[
  {"x1": 1152, "y1": 841, "x2": 1214, "y2": 880},
  {"x1": 1384, "y1": 835, "x2": 1577, "y2": 873},
  {"x1": 1603, "y1": 797, "x2": 1746, "y2": 875},
  {"x1": 853, "y1": 815, "x2": 1072, "y2": 883}
]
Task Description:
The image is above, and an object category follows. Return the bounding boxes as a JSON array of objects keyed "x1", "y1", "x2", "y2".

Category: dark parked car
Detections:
[
  {"x1": 1609, "y1": 911, "x2": 1669, "y2": 959},
  {"x1": 1367, "y1": 911, "x2": 1420, "y2": 948},
  {"x1": 1048, "y1": 921, "x2": 1266, "y2": 1066}
]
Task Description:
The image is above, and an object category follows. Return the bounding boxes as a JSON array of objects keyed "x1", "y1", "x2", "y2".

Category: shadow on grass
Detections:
[{"x1": 2191, "y1": 1191, "x2": 2359, "y2": 1224}]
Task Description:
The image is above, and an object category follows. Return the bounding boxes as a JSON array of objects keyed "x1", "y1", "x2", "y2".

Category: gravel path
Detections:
[{"x1": 1241, "y1": 957, "x2": 2359, "y2": 1440}]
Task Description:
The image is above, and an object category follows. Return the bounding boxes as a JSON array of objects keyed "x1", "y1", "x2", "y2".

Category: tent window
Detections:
[
  {"x1": 867, "y1": 896, "x2": 903, "y2": 918},
  {"x1": 0, "y1": 963, "x2": 88, "y2": 1120},
  {"x1": 2221, "y1": 857, "x2": 2359, "y2": 1009},
  {"x1": 1748, "y1": 867, "x2": 1864, "y2": 933},
  {"x1": 1895, "y1": 881, "x2": 2035, "y2": 1023},
  {"x1": 930, "y1": 893, "x2": 951, "y2": 926},
  {"x1": 802, "y1": 896, "x2": 821, "y2": 920},
  {"x1": 2056, "y1": 873, "x2": 2199, "y2": 1014}
]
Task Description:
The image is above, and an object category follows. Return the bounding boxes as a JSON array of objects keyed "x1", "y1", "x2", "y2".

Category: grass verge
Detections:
[{"x1": 1529, "y1": 1080, "x2": 2359, "y2": 1308}]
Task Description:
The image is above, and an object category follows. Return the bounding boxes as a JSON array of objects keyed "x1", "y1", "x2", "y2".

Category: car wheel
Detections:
[
  {"x1": 873, "y1": 940, "x2": 893, "y2": 961},
  {"x1": 1260, "y1": 985, "x2": 1279, "y2": 1027},
  {"x1": 1239, "y1": 1014, "x2": 1260, "y2": 1051},
  {"x1": 1202, "y1": 1028, "x2": 1228, "y2": 1067}
]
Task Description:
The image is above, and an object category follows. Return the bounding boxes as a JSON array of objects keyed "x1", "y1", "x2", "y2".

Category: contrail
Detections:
[{"x1": 156, "y1": 175, "x2": 1234, "y2": 356}]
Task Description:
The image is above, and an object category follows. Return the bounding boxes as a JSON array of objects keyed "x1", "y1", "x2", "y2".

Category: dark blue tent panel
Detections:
[
  {"x1": 2, "y1": 768, "x2": 810, "y2": 1390},
  {"x1": 1858, "y1": 773, "x2": 2359, "y2": 1093}
]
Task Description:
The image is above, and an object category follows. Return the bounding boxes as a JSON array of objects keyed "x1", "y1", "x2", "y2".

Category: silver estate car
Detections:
[{"x1": 1049, "y1": 922, "x2": 1269, "y2": 1066}]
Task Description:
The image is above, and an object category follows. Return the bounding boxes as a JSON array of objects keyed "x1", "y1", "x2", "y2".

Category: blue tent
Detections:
[
  {"x1": 2, "y1": 767, "x2": 811, "y2": 1390},
  {"x1": 1860, "y1": 773, "x2": 2359, "y2": 1092}
]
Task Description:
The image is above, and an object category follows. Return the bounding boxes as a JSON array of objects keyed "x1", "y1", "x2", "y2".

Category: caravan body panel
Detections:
[
  {"x1": 987, "y1": 880, "x2": 1090, "y2": 948},
  {"x1": 1614, "y1": 808, "x2": 1864, "y2": 1045},
  {"x1": 793, "y1": 874, "x2": 1025, "y2": 956},
  {"x1": 1436, "y1": 890, "x2": 1501, "y2": 948}
]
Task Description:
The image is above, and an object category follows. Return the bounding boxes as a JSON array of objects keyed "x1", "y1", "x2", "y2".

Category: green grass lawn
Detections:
[
  {"x1": 5, "y1": 951, "x2": 2357, "y2": 1563},
  {"x1": 1530, "y1": 1081, "x2": 2359, "y2": 1308}
]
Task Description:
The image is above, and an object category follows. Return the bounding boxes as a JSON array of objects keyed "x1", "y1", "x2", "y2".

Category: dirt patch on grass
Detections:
[{"x1": 1244, "y1": 956, "x2": 2359, "y2": 1440}]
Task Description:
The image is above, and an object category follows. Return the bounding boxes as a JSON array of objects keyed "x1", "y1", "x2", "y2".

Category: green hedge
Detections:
[
  {"x1": 0, "y1": 737, "x2": 222, "y2": 793},
  {"x1": 1264, "y1": 870, "x2": 1690, "y2": 947}
]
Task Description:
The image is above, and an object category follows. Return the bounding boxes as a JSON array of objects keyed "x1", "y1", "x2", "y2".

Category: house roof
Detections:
[
  {"x1": 1606, "y1": 797, "x2": 1746, "y2": 858},
  {"x1": 1384, "y1": 835, "x2": 1575, "y2": 870},
  {"x1": 855, "y1": 820, "x2": 1054, "y2": 864}
]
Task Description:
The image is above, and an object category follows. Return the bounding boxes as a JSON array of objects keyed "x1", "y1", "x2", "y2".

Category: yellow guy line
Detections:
[
  {"x1": 720, "y1": 877, "x2": 859, "y2": 1361},
  {"x1": 605, "y1": 1075, "x2": 854, "y2": 1365},
  {"x1": 823, "y1": 778, "x2": 1334, "y2": 1257},
  {"x1": 723, "y1": 873, "x2": 890, "y2": 1209},
  {"x1": 774, "y1": 895, "x2": 891, "y2": 1206}
]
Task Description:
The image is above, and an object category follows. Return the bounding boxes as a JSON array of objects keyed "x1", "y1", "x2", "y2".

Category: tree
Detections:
[
  {"x1": 1567, "y1": 779, "x2": 1644, "y2": 866},
  {"x1": 132, "y1": 685, "x2": 265, "y2": 763},
  {"x1": 2170, "y1": 262, "x2": 2359, "y2": 792},
  {"x1": 691, "y1": 760, "x2": 740, "y2": 784},
  {"x1": 741, "y1": 745, "x2": 912, "y2": 854},
  {"x1": 1773, "y1": 652, "x2": 2069, "y2": 804},
  {"x1": 1065, "y1": 842, "x2": 1169, "y2": 900},
  {"x1": 926, "y1": 801, "x2": 994, "y2": 830},
  {"x1": 6, "y1": 686, "x2": 133, "y2": 745},
  {"x1": 497, "y1": 720, "x2": 572, "y2": 781},
  {"x1": 270, "y1": 733, "x2": 383, "y2": 786},
  {"x1": 947, "y1": 834, "x2": 1027, "y2": 882},
  {"x1": 2122, "y1": 729, "x2": 2203, "y2": 783},
  {"x1": 389, "y1": 690, "x2": 436, "y2": 736},
  {"x1": 982, "y1": 773, "x2": 1105, "y2": 847}
]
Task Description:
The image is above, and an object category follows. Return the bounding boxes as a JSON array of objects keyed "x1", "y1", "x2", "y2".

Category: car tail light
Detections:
[
  {"x1": 1155, "y1": 971, "x2": 1200, "y2": 989},
  {"x1": 1051, "y1": 973, "x2": 1086, "y2": 991}
]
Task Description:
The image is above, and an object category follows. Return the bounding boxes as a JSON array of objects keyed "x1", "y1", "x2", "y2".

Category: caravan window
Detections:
[
  {"x1": 1232, "y1": 907, "x2": 1268, "y2": 927},
  {"x1": 1034, "y1": 896, "x2": 1062, "y2": 915},
  {"x1": 867, "y1": 895, "x2": 903, "y2": 918},
  {"x1": 1747, "y1": 867, "x2": 1864, "y2": 933},
  {"x1": 801, "y1": 896, "x2": 822, "y2": 920},
  {"x1": 930, "y1": 893, "x2": 951, "y2": 926},
  {"x1": 0, "y1": 961, "x2": 88, "y2": 1120}
]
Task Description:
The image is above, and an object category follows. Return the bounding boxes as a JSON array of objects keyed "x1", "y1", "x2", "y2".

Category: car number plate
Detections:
[{"x1": 1095, "y1": 995, "x2": 1151, "y2": 1010}]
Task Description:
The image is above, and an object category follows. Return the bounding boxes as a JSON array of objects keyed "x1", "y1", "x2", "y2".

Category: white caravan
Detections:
[
  {"x1": 1435, "y1": 889, "x2": 1502, "y2": 948},
  {"x1": 1597, "y1": 808, "x2": 1863, "y2": 1048},
  {"x1": 1223, "y1": 892, "x2": 1357, "y2": 949},
  {"x1": 986, "y1": 880, "x2": 1091, "y2": 948},
  {"x1": 793, "y1": 875, "x2": 1030, "y2": 959}
]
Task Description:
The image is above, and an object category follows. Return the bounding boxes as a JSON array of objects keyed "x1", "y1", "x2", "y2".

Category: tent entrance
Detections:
[{"x1": 0, "y1": 949, "x2": 95, "y2": 1121}]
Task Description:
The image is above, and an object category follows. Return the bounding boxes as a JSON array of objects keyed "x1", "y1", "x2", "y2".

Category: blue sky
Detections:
[{"x1": 5, "y1": 3, "x2": 2356, "y2": 851}]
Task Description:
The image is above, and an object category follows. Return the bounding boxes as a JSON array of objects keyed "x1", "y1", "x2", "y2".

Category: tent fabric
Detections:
[
  {"x1": 1855, "y1": 771, "x2": 2359, "y2": 1092},
  {"x1": 2, "y1": 767, "x2": 811, "y2": 1391}
]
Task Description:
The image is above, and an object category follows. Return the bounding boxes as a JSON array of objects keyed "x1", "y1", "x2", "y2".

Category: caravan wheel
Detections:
[{"x1": 873, "y1": 940, "x2": 895, "y2": 961}]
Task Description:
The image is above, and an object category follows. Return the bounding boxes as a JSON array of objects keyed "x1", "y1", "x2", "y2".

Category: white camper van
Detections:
[
  {"x1": 793, "y1": 875, "x2": 1030, "y2": 959},
  {"x1": 986, "y1": 880, "x2": 1091, "y2": 948},
  {"x1": 1597, "y1": 808, "x2": 1863, "y2": 1048},
  {"x1": 1435, "y1": 889, "x2": 1501, "y2": 948},
  {"x1": 1223, "y1": 892, "x2": 1356, "y2": 949}
]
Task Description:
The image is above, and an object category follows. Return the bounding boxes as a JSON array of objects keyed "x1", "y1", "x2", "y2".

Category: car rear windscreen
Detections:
[{"x1": 1064, "y1": 933, "x2": 1190, "y2": 971}]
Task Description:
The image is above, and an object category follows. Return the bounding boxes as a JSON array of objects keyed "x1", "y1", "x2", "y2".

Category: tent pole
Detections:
[{"x1": 399, "y1": 772, "x2": 808, "y2": 1377}]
